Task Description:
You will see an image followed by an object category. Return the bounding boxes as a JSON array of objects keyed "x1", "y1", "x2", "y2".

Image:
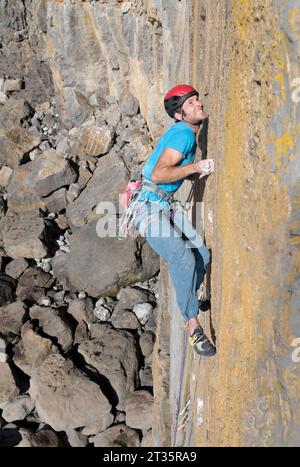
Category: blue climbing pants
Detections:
[{"x1": 133, "y1": 201, "x2": 210, "y2": 321}]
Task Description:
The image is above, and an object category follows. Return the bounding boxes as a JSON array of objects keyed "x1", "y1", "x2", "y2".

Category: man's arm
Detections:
[
  {"x1": 151, "y1": 147, "x2": 214, "y2": 184},
  {"x1": 151, "y1": 147, "x2": 197, "y2": 184}
]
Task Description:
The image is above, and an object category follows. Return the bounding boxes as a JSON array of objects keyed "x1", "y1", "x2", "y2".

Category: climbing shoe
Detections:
[{"x1": 189, "y1": 327, "x2": 216, "y2": 357}]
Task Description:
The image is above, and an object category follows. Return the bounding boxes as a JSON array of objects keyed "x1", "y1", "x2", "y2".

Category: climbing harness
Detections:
[{"x1": 117, "y1": 178, "x2": 195, "y2": 240}]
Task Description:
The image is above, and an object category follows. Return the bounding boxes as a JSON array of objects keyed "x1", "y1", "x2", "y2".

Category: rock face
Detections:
[
  {"x1": 7, "y1": 149, "x2": 77, "y2": 213},
  {"x1": 13, "y1": 322, "x2": 59, "y2": 377},
  {"x1": 29, "y1": 305, "x2": 73, "y2": 351},
  {"x1": 125, "y1": 390, "x2": 154, "y2": 431},
  {"x1": 0, "y1": 364, "x2": 19, "y2": 409},
  {"x1": 2, "y1": 396, "x2": 35, "y2": 423},
  {"x1": 1, "y1": 0, "x2": 298, "y2": 450},
  {"x1": 66, "y1": 152, "x2": 129, "y2": 228},
  {"x1": 91, "y1": 424, "x2": 140, "y2": 448},
  {"x1": 0, "y1": 301, "x2": 26, "y2": 335},
  {"x1": 78, "y1": 326, "x2": 138, "y2": 411},
  {"x1": 66, "y1": 221, "x2": 157, "y2": 297},
  {"x1": 29, "y1": 353, "x2": 112, "y2": 432},
  {"x1": 3, "y1": 210, "x2": 48, "y2": 259}
]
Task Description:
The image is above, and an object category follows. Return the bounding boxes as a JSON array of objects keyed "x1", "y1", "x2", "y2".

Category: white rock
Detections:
[
  {"x1": 0, "y1": 91, "x2": 7, "y2": 104},
  {"x1": 0, "y1": 78, "x2": 4, "y2": 91},
  {"x1": 0, "y1": 337, "x2": 7, "y2": 363},
  {"x1": 133, "y1": 303, "x2": 153, "y2": 325},
  {"x1": 78, "y1": 292, "x2": 86, "y2": 299},
  {"x1": 93, "y1": 305, "x2": 111, "y2": 322},
  {"x1": 4, "y1": 79, "x2": 22, "y2": 92},
  {"x1": 38, "y1": 297, "x2": 52, "y2": 307},
  {"x1": 0, "y1": 166, "x2": 13, "y2": 187},
  {"x1": 2, "y1": 396, "x2": 35, "y2": 422}
]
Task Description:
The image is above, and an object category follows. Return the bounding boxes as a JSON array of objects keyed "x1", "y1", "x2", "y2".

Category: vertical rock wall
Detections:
[
  {"x1": 1, "y1": 0, "x2": 299, "y2": 447},
  {"x1": 174, "y1": 0, "x2": 300, "y2": 448}
]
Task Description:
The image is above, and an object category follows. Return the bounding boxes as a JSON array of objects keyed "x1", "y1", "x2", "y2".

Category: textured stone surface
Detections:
[
  {"x1": 125, "y1": 390, "x2": 154, "y2": 431},
  {"x1": 67, "y1": 221, "x2": 146, "y2": 297},
  {"x1": 3, "y1": 210, "x2": 48, "y2": 259},
  {"x1": 78, "y1": 327, "x2": 138, "y2": 411},
  {"x1": 2, "y1": 396, "x2": 35, "y2": 423},
  {"x1": 16, "y1": 428, "x2": 63, "y2": 448},
  {"x1": 7, "y1": 149, "x2": 77, "y2": 213},
  {"x1": 29, "y1": 353, "x2": 112, "y2": 432},
  {"x1": 0, "y1": 364, "x2": 19, "y2": 410},
  {"x1": 91, "y1": 423, "x2": 140, "y2": 448},
  {"x1": 0, "y1": 301, "x2": 26, "y2": 335},
  {"x1": 13, "y1": 322, "x2": 59, "y2": 377},
  {"x1": 0, "y1": 127, "x2": 40, "y2": 168},
  {"x1": 66, "y1": 152, "x2": 129, "y2": 227},
  {"x1": 0, "y1": 275, "x2": 16, "y2": 307},
  {"x1": 5, "y1": 259, "x2": 29, "y2": 280},
  {"x1": 29, "y1": 305, "x2": 73, "y2": 351}
]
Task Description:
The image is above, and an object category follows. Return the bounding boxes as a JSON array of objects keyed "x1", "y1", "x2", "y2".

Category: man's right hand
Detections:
[{"x1": 194, "y1": 158, "x2": 215, "y2": 179}]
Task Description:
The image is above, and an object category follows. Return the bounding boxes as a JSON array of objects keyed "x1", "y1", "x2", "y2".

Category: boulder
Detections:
[
  {"x1": 15, "y1": 285, "x2": 47, "y2": 304},
  {"x1": 3, "y1": 210, "x2": 48, "y2": 259},
  {"x1": 0, "y1": 166, "x2": 13, "y2": 187},
  {"x1": 67, "y1": 221, "x2": 139, "y2": 297},
  {"x1": 125, "y1": 390, "x2": 153, "y2": 431},
  {"x1": 0, "y1": 301, "x2": 26, "y2": 335},
  {"x1": 81, "y1": 412, "x2": 114, "y2": 436},
  {"x1": 139, "y1": 331, "x2": 155, "y2": 358},
  {"x1": 29, "y1": 353, "x2": 111, "y2": 432},
  {"x1": 91, "y1": 424, "x2": 140, "y2": 448},
  {"x1": 141, "y1": 429, "x2": 154, "y2": 447},
  {"x1": 78, "y1": 326, "x2": 138, "y2": 411},
  {"x1": 0, "y1": 363, "x2": 19, "y2": 409},
  {"x1": 69, "y1": 122, "x2": 113, "y2": 157},
  {"x1": 109, "y1": 309, "x2": 141, "y2": 331},
  {"x1": 66, "y1": 152, "x2": 129, "y2": 228},
  {"x1": 139, "y1": 366, "x2": 153, "y2": 388},
  {"x1": 133, "y1": 303, "x2": 153, "y2": 325},
  {"x1": 29, "y1": 305, "x2": 73, "y2": 351},
  {"x1": 18, "y1": 267, "x2": 54, "y2": 289},
  {"x1": 43, "y1": 187, "x2": 68, "y2": 213},
  {"x1": 66, "y1": 297, "x2": 96, "y2": 325},
  {"x1": 5, "y1": 258, "x2": 29, "y2": 279},
  {"x1": 66, "y1": 429, "x2": 88, "y2": 448},
  {"x1": 7, "y1": 148, "x2": 77, "y2": 213},
  {"x1": 13, "y1": 322, "x2": 59, "y2": 377},
  {"x1": 115, "y1": 286, "x2": 155, "y2": 312},
  {"x1": 2, "y1": 396, "x2": 35, "y2": 422},
  {"x1": 0, "y1": 275, "x2": 16, "y2": 307},
  {"x1": 0, "y1": 127, "x2": 40, "y2": 168},
  {"x1": 120, "y1": 92, "x2": 139, "y2": 117},
  {"x1": 16, "y1": 428, "x2": 63, "y2": 447}
]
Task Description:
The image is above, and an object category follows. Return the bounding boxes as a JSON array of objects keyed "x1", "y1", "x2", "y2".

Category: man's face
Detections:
[{"x1": 176, "y1": 95, "x2": 207, "y2": 123}]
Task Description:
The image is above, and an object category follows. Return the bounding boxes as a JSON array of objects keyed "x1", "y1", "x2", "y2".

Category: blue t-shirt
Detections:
[{"x1": 140, "y1": 122, "x2": 196, "y2": 206}]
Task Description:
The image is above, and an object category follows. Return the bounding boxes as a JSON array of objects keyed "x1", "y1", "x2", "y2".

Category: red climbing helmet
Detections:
[{"x1": 164, "y1": 84, "x2": 199, "y2": 118}]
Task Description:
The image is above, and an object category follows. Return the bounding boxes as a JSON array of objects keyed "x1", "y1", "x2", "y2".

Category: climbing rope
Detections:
[{"x1": 173, "y1": 323, "x2": 189, "y2": 446}]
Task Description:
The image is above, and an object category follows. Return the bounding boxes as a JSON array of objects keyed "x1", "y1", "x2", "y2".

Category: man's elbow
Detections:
[{"x1": 151, "y1": 170, "x2": 159, "y2": 184}]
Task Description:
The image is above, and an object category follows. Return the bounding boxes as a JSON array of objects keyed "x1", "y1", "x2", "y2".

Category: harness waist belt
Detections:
[{"x1": 142, "y1": 179, "x2": 175, "y2": 200}]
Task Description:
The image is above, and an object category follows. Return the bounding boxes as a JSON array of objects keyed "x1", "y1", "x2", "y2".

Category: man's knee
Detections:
[{"x1": 170, "y1": 243, "x2": 196, "y2": 267}]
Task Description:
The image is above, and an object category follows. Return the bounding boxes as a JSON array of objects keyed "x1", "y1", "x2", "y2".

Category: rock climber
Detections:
[{"x1": 131, "y1": 84, "x2": 216, "y2": 357}]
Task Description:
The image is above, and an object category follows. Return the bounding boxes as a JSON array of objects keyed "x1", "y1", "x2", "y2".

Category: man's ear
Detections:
[{"x1": 173, "y1": 111, "x2": 182, "y2": 121}]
